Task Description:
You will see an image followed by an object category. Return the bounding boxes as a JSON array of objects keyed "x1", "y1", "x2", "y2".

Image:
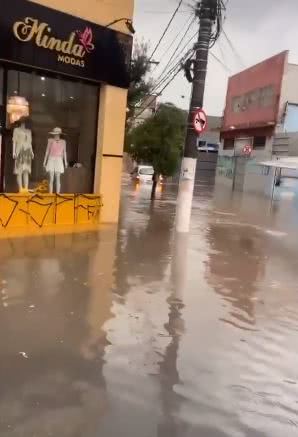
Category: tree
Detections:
[
  {"x1": 128, "y1": 103, "x2": 187, "y2": 199},
  {"x1": 126, "y1": 41, "x2": 152, "y2": 129}
]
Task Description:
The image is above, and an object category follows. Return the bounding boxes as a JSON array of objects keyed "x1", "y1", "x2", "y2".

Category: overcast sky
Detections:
[{"x1": 134, "y1": 0, "x2": 298, "y2": 116}]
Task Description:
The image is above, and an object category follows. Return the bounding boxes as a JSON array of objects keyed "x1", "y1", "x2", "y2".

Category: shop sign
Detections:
[
  {"x1": 13, "y1": 18, "x2": 94, "y2": 69},
  {"x1": 0, "y1": 0, "x2": 132, "y2": 88}
]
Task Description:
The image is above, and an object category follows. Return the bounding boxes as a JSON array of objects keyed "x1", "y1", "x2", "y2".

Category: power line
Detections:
[
  {"x1": 148, "y1": 0, "x2": 183, "y2": 61},
  {"x1": 142, "y1": 10, "x2": 189, "y2": 14},
  {"x1": 209, "y1": 52, "x2": 231, "y2": 73},
  {"x1": 130, "y1": 62, "x2": 187, "y2": 123},
  {"x1": 222, "y1": 29, "x2": 245, "y2": 68},
  {"x1": 131, "y1": 46, "x2": 195, "y2": 122},
  {"x1": 152, "y1": 30, "x2": 197, "y2": 92},
  {"x1": 152, "y1": 14, "x2": 194, "y2": 73},
  {"x1": 152, "y1": 46, "x2": 195, "y2": 94},
  {"x1": 155, "y1": 16, "x2": 196, "y2": 76}
]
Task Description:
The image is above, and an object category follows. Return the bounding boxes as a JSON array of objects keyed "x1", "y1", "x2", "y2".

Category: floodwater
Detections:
[{"x1": 1, "y1": 177, "x2": 298, "y2": 436}]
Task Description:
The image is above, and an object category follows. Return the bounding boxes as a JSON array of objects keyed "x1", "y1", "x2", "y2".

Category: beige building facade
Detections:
[{"x1": 0, "y1": 0, "x2": 134, "y2": 223}]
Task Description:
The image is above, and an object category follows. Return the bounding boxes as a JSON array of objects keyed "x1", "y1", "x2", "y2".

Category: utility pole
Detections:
[{"x1": 176, "y1": 0, "x2": 219, "y2": 233}]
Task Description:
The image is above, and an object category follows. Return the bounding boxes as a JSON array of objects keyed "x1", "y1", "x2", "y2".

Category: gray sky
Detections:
[{"x1": 134, "y1": 0, "x2": 298, "y2": 115}]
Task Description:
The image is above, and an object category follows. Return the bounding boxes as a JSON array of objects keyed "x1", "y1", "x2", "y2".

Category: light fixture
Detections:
[
  {"x1": 230, "y1": 125, "x2": 236, "y2": 130},
  {"x1": 13, "y1": 90, "x2": 17, "y2": 94},
  {"x1": 106, "y1": 18, "x2": 135, "y2": 34},
  {"x1": 7, "y1": 95, "x2": 29, "y2": 124},
  {"x1": 70, "y1": 96, "x2": 74, "y2": 100},
  {"x1": 41, "y1": 93, "x2": 46, "y2": 97},
  {"x1": 41, "y1": 76, "x2": 46, "y2": 81}
]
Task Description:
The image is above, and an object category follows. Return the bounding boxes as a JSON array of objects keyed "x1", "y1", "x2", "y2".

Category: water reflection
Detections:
[
  {"x1": 206, "y1": 222, "x2": 265, "y2": 331},
  {"x1": 1, "y1": 181, "x2": 298, "y2": 436},
  {"x1": 158, "y1": 234, "x2": 186, "y2": 436},
  {"x1": 0, "y1": 230, "x2": 117, "y2": 436}
]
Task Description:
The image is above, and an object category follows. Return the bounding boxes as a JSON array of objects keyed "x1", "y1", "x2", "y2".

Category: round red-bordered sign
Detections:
[
  {"x1": 193, "y1": 108, "x2": 207, "y2": 134},
  {"x1": 242, "y1": 145, "x2": 252, "y2": 156}
]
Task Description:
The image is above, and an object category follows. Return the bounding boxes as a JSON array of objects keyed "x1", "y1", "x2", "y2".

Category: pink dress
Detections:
[{"x1": 45, "y1": 139, "x2": 66, "y2": 174}]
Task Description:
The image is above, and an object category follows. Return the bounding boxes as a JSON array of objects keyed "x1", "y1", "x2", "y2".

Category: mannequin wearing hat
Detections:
[
  {"x1": 12, "y1": 118, "x2": 34, "y2": 192},
  {"x1": 43, "y1": 127, "x2": 68, "y2": 194}
]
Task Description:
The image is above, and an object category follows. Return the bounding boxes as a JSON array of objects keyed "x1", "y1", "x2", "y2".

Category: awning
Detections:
[{"x1": 259, "y1": 158, "x2": 298, "y2": 170}]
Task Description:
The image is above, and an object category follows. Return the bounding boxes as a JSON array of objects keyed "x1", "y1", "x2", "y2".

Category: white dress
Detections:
[{"x1": 13, "y1": 127, "x2": 34, "y2": 175}]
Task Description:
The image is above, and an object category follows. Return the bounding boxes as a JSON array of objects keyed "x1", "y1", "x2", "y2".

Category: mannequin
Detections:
[
  {"x1": 43, "y1": 127, "x2": 68, "y2": 194},
  {"x1": 12, "y1": 119, "x2": 34, "y2": 191}
]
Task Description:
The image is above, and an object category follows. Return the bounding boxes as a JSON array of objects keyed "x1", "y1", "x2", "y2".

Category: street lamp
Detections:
[{"x1": 106, "y1": 18, "x2": 136, "y2": 34}]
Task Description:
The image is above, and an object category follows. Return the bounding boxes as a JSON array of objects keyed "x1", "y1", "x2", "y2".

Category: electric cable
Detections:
[
  {"x1": 154, "y1": 15, "x2": 196, "y2": 77},
  {"x1": 151, "y1": 45, "x2": 195, "y2": 95},
  {"x1": 209, "y1": 52, "x2": 231, "y2": 73},
  {"x1": 152, "y1": 14, "x2": 194, "y2": 73},
  {"x1": 152, "y1": 30, "x2": 198, "y2": 92},
  {"x1": 222, "y1": 29, "x2": 245, "y2": 68},
  {"x1": 131, "y1": 50, "x2": 195, "y2": 122},
  {"x1": 148, "y1": 0, "x2": 183, "y2": 61}
]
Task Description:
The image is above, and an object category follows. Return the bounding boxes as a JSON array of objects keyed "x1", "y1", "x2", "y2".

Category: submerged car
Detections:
[{"x1": 131, "y1": 165, "x2": 154, "y2": 184}]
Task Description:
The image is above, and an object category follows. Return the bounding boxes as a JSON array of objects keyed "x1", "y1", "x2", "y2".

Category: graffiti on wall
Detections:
[{"x1": 0, "y1": 193, "x2": 102, "y2": 229}]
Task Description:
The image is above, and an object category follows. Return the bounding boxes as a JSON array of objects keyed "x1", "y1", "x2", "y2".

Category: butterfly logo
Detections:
[{"x1": 76, "y1": 27, "x2": 95, "y2": 54}]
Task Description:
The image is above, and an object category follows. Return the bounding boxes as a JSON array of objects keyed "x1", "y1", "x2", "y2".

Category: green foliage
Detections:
[
  {"x1": 128, "y1": 103, "x2": 187, "y2": 177},
  {"x1": 127, "y1": 41, "x2": 152, "y2": 119}
]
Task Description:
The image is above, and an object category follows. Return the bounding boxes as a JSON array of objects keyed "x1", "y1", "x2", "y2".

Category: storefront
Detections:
[{"x1": 0, "y1": 0, "x2": 133, "y2": 227}]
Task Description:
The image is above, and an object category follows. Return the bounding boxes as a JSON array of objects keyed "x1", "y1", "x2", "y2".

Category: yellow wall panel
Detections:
[
  {"x1": 27, "y1": 194, "x2": 56, "y2": 228},
  {"x1": 75, "y1": 195, "x2": 102, "y2": 224},
  {"x1": 0, "y1": 194, "x2": 28, "y2": 228},
  {"x1": 55, "y1": 195, "x2": 75, "y2": 225},
  {"x1": 0, "y1": 194, "x2": 102, "y2": 235},
  {"x1": 97, "y1": 156, "x2": 123, "y2": 223}
]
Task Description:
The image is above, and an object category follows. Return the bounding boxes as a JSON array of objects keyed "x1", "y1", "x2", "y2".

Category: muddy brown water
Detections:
[{"x1": 0, "y1": 178, "x2": 298, "y2": 436}]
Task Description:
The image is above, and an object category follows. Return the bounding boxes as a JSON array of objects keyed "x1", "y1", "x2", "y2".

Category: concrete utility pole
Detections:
[{"x1": 176, "y1": 0, "x2": 219, "y2": 233}]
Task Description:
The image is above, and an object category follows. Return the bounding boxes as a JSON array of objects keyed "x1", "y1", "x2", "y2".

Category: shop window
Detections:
[
  {"x1": 0, "y1": 68, "x2": 3, "y2": 106},
  {"x1": 223, "y1": 138, "x2": 235, "y2": 150},
  {"x1": 253, "y1": 136, "x2": 266, "y2": 149},
  {"x1": 3, "y1": 70, "x2": 99, "y2": 193}
]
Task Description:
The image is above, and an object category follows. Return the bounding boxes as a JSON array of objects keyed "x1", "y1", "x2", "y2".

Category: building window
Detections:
[
  {"x1": 259, "y1": 86, "x2": 274, "y2": 107},
  {"x1": 253, "y1": 136, "x2": 266, "y2": 149},
  {"x1": 232, "y1": 96, "x2": 242, "y2": 112},
  {"x1": 223, "y1": 138, "x2": 235, "y2": 150},
  {"x1": 232, "y1": 85, "x2": 275, "y2": 112},
  {"x1": 2, "y1": 69, "x2": 99, "y2": 193}
]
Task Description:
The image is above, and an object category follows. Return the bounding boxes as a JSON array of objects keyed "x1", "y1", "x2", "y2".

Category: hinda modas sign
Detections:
[{"x1": 0, "y1": 0, "x2": 132, "y2": 88}]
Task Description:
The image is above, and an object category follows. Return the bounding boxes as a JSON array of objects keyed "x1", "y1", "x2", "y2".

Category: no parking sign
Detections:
[
  {"x1": 193, "y1": 108, "x2": 207, "y2": 134},
  {"x1": 242, "y1": 145, "x2": 252, "y2": 156}
]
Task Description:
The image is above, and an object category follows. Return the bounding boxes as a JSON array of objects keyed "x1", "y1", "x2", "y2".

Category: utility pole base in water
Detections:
[{"x1": 175, "y1": 157, "x2": 197, "y2": 233}]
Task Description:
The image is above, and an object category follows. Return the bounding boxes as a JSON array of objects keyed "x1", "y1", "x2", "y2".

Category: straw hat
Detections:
[{"x1": 49, "y1": 127, "x2": 63, "y2": 135}]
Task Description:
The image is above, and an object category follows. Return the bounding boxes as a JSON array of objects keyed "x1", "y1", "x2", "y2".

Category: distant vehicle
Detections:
[
  {"x1": 131, "y1": 165, "x2": 154, "y2": 184},
  {"x1": 197, "y1": 141, "x2": 219, "y2": 153}
]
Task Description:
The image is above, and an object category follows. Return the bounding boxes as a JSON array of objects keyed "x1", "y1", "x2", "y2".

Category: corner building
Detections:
[{"x1": 0, "y1": 0, "x2": 134, "y2": 223}]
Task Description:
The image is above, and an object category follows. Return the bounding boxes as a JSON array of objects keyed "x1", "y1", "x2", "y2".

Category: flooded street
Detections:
[{"x1": 1, "y1": 178, "x2": 298, "y2": 436}]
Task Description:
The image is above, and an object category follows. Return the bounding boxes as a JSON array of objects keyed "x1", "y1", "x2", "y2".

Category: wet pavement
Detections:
[{"x1": 1, "y1": 177, "x2": 298, "y2": 436}]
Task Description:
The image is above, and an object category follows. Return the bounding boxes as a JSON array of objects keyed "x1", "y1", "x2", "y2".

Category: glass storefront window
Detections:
[
  {"x1": 2, "y1": 70, "x2": 99, "y2": 193},
  {"x1": 0, "y1": 68, "x2": 3, "y2": 188}
]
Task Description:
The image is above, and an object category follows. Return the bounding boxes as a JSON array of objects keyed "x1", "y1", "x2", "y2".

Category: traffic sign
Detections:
[
  {"x1": 242, "y1": 144, "x2": 252, "y2": 156},
  {"x1": 193, "y1": 108, "x2": 207, "y2": 134}
]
